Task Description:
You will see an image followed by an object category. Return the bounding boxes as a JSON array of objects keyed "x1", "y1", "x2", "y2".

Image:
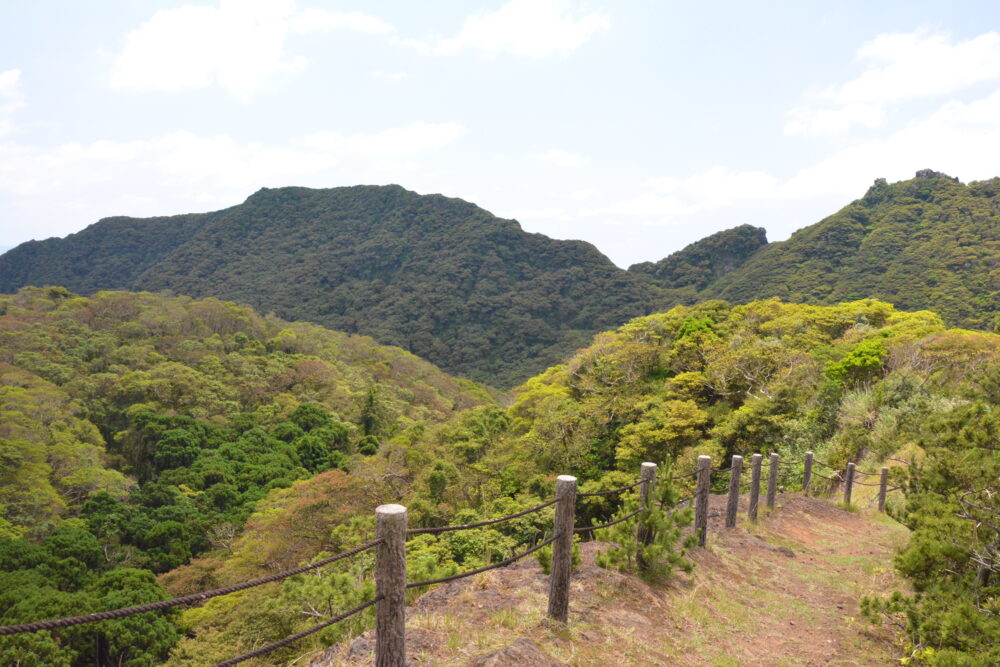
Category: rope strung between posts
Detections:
[
  {"x1": 671, "y1": 470, "x2": 699, "y2": 479},
  {"x1": 811, "y1": 458, "x2": 842, "y2": 470},
  {"x1": 658, "y1": 494, "x2": 694, "y2": 510},
  {"x1": 406, "y1": 498, "x2": 559, "y2": 536},
  {"x1": 810, "y1": 470, "x2": 844, "y2": 482},
  {"x1": 406, "y1": 536, "x2": 558, "y2": 589},
  {"x1": 211, "y1": 596, "x2": 382, "y2": 667},
  {"x1": 577, "y1": 479, "x2": 644, "y2": 498},
  {"x1": 852, "y1": 468, "x2": 881, "y2": 477},
  {"x1": 851, "y1": 478, "x2": 888, "y2": 487},
  {"x1": 0, "y1": 538, "x2": 383, "y2": 636},
  {"x1": 575, "y1": 507, "x2": 644, "y2": 533}
]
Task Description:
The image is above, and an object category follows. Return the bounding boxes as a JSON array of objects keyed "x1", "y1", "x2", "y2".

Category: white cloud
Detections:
[
  {"x1": 373, "y1": 70, "x2": 408, "y2": 83},
  {"x1": 405, "y1": 0, "x2": 608, "y2": 58},
  {"x1": 531, "y1": 148, "x2": 590, "y2": 167},
  {"x1": 109, "y1": 0, "x2": 394, "y2": 98},
  {"x1": 592, "y1": 85, "x2": 1000, "y2": 235},
  {"x1": 784, "y1": 102, "x2": 884, "y2": 135},
  {"x1": 0, "y1": 120, "x2": 466, "y2": 203},
  {"x1": 590, "y1": 167, "x2": 782, "y2": 224},
  {"x1": 287, "y1": 9, "x2": 392, "y2": 35},
  {"x1": 301, "y1": 122, "x2": 467, "y2": 159},
  {"x1": 786, "y1": 29, "x2": 1000, "y2": 135},
  {"x1": 0, "y1": 69, "x2": 24, "y2": 138}
]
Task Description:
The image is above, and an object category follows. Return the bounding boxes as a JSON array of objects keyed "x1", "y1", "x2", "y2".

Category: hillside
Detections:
[
  {"x1": 0, "y1": 186, "x2": 655, "y2": 388},
  {"x1": 627, "y1": 223, "x2": 768, "y2": 300},
  {"x1": 4, "y1": 173, "x2": 1000, "y2": 386},
  {"x1": 704, "y1": 171, "x2": 1000, "y2": 329},
  {"x1": 313, "y1": 494, "x2": 909, "y2": 666}
]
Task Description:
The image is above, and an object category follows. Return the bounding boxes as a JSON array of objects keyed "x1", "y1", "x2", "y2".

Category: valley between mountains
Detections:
[{"x1": 0, "y1": 172, "x2": 998, "y2": 665}]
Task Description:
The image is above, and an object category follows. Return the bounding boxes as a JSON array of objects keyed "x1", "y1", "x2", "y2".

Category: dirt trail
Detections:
[{"x1": 313, "y1": 493, "x2": 910, "y2": 666}]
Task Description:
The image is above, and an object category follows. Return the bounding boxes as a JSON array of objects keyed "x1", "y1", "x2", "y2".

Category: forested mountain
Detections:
[
  {"x1": 3, "y1": 172, "x2": 1000, "y2": 388},
  {"x1": 704, "y1": 171, "x2": 1000, "y2": 329},
  {"x1": 1, "y1": 290, "x2": 997, "y2": 663},
  {"x1": 0, "y1": 287, "x2": 491, "y2": 664},
  {"x1": 0, "y1": 186, "x2": 655, "y2": 388}
]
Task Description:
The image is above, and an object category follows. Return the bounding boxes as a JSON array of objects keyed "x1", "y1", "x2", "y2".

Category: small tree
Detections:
[{"x1": 594, "y1": 481, "x2": 696, "y2": 582}]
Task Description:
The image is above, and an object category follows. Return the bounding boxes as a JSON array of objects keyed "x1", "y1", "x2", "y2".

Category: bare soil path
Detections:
[{"x1": 312, "y1": 493, "x2": 910, "y2": 666}]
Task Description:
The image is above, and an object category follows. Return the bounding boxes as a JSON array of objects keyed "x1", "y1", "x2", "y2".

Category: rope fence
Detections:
[
  {"x1": 578, "y1": 479, "x2": 644, "y2": 498},
  {"x1": 212, "y1": 596, "x2": 382, "y2": 667},
  {"x1": 0, "y1": 450, "x2": 911, "y2": 665},
  {"x1": 406, "y1": 498, "x2": 558, "y2": 536},
  {"x1": 406, "y1": 536, "x2": 558, "y2": 589},
  {"x1": 0, "y1": 537, "x2": 382, "y2": 637}
]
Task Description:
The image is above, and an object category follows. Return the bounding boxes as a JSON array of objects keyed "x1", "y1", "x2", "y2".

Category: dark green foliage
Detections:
[
  {"x1": 593, "y1": 482, "x2": 696, "y2": 582},
  {"x1": 860, "y1": 370, "x2": 1000, "y2": 664},
  {"x1": 0, "y1": 185, "x2": 656, "y2": 387},
  {"x1": 629, "y1": 224, "x2": 768, "y2": 295},
  {"x1": 708, "y1": 172, "x2": 1000, "y2": 330},
  {"x1": 5, "y1": 175, "x2": 1000, "y2": 384}
]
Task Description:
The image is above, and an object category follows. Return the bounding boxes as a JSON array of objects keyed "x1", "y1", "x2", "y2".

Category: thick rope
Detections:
[
  {"x1": 671, "y1": 470, "x2": 699, "y2": 479},
  {"x1": 810, "y1": 470, "x2": 844, "y2": 482},
  {"x1": 578, "y1": 480, "x2": 644, "y2": 498},
  {"x1": 211, "y1": 596, "x2": 381, "y2": 666},
  {"x1": 575, "y1": 508, "x2": 644, "y2": 533},
  {"x1": 0, "y1": 538, "x2": 382, "y2": 636},
  {"x1": 405, "y1": 536, "x2": 558, "y2": 589},
  {"x1": 406, "y1": 498, "x2": 558, "y2": 537}
]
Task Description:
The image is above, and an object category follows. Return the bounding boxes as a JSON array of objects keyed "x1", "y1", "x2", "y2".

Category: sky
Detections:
[{"x1": 3, "y1": 1, "x2": 1000, "y2": 267}]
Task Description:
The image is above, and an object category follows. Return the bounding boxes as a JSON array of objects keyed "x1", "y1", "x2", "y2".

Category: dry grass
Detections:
[{"x1": 312, "y1": 493, "x2": 910, "y2": 666}]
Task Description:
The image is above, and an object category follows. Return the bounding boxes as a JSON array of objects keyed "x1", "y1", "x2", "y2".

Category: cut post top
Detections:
[
  {"x1": 376, "y1": 504, "x2": 407, "y2": 515},
  {"x1": 641, "y1": 462, "x2": 657, "y2": 471},
  {"x1": 556, "y1": 474, "x2": 577, "y2": 483}
]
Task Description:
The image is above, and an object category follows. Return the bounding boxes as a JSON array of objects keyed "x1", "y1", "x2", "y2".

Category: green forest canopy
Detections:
[
  {"x1": 1, "y1": 289, "x2": 996, "y2": 664},
  {"x1": 4, "y1": 172, "x2": 998, "y2": 387}
]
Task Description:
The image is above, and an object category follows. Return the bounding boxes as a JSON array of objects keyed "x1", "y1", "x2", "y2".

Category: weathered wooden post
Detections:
[
  {"x1": 547, "y1": 475, "x2": 577, "y2": 623},
  {"x1": 748, "y1": 453, "x2": 762, "y2": 521},
  {"x1": 877, "y1": 467, "x2": 889, "y2": 512},
  {"x1": 637, "y1": 462, "x2": 657, "y2": 546},
  {"x1": 844, "y1": 462, "x2": 856, "y2": 506},
  {"x1": 766, "y1": 453, "x2": 779, "y2": 510},
  {"x1": 375, "y1": 504, "x2": 407, "y2": 667},
  {"x1": 639, "y1": 462, "x2": 657, "y2": 508},
  {"x1": 726, "y1": 455, "x2": 743, "y2": 528},
  {"x1": 695, "y1": 455, "x2": 712, "y2": 547},
  {"x1": 803, "y1": 451, "x2": 814, "y2": 495}
]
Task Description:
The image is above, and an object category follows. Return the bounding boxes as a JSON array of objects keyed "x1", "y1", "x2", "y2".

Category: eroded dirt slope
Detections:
[{"x1": 313, "y1": 494, "x2": 910, "y2": 666}]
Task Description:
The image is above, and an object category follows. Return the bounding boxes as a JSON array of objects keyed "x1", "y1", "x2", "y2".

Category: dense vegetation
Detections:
[
  {"x1": 628, "y1": 223, "x2": 767, "y2": 301},
  {"x1": 0, "y1": 186, "x2": 656, "y2": 388},
  {"x1": 0, "y1": 287, "x2": 489, "y2": 664},
  {"x1": 706, "y1": 171, "x2": 1000, "y2": 330},
  {"x1": 1, "y1": 288, "x2": 996, "y2": 663},
  {"x1": 4, "y1": 173, "x2": 999, "y2": 387}
]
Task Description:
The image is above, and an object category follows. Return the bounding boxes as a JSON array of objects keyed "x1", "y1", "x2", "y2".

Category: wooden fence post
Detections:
[
  {"x1": 766, "y1": 453, "x2": 779, "y2": 510},
  {"x1": 375, "y1": 504, "x2": 407, "y2": 667},
  {"x1": 547, "y1": 475, "x2": 577, "y2": 623},
  {"x1": 637, "y1": 462, "x2": 657, "y2": 550},
  {"x1": 878, "y1": 467, "x2": 889, "y2": 512},
  {"x1": 639, "y1": 462, "x2": 657, "y2": 509},
  {"x1": 748, "y1": 453, "x2": 762, "y2": 521},
  {"x1": 726, "y1": 455, "x2": 743, "y2": 528},
  {"x1": 803, "y1": 451, "x2": 813, "y2": 495},
  {"x1": 695, "y1": 455, "x2": 712, "y2": 547},
  {"x1": 844, "y1": 463, "x2": 855, "y2": 506}
]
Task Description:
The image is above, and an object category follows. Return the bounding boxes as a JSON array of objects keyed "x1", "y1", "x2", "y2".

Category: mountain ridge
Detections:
[{"x1": 3, "y1": 171, "x2": 999, "y2": 386}]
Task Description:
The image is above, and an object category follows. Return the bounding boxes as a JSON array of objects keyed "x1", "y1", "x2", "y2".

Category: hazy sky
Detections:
[{"x1": 3, "y1": 1, "x2": 1000, "y2": 266}]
